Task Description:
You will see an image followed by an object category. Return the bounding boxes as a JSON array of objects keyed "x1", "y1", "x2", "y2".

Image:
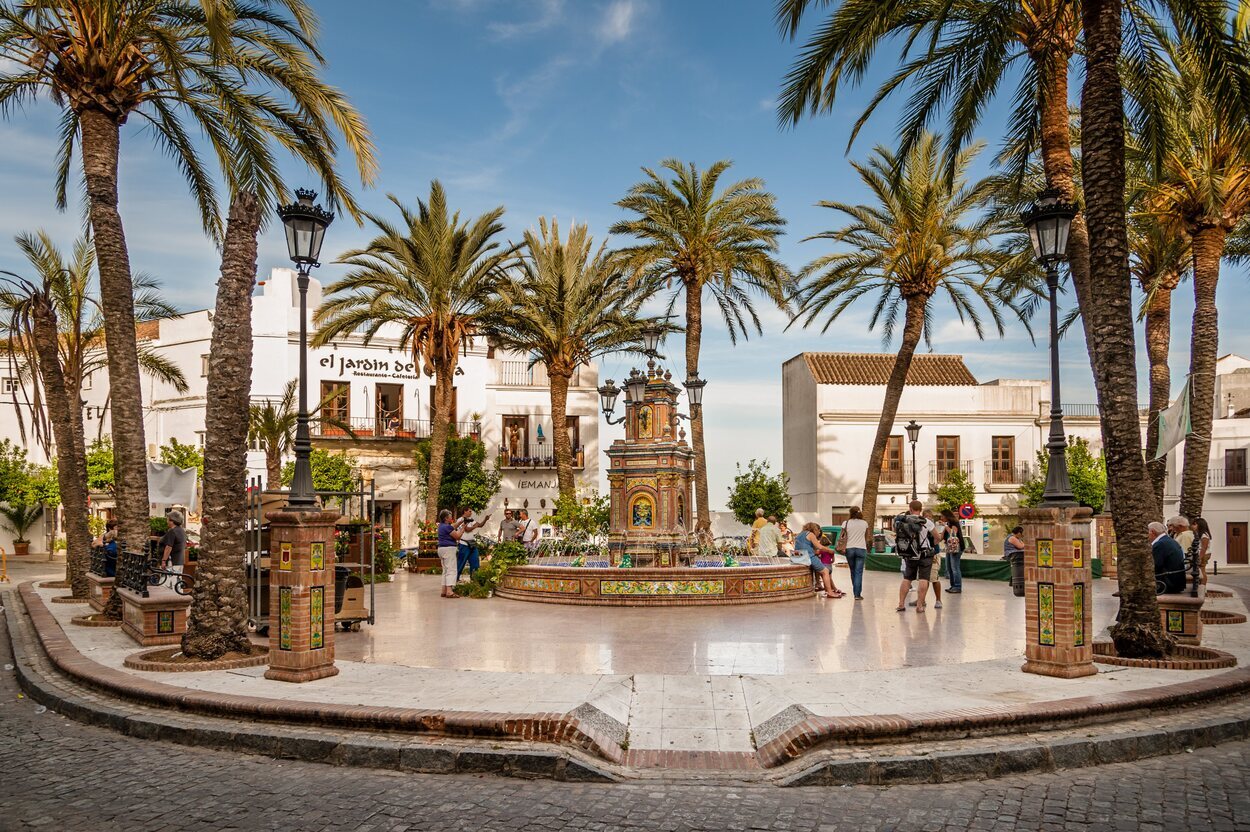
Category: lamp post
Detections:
[
  {"x1": 276, "y1": 189, "x2": 334, "y2": 510},
  {"x1": 904, "y1": 419, "x2": 921, "y2": 502},
  {"x1": 1021, "y1": 189, "x2": 1079, "y2": 507}
]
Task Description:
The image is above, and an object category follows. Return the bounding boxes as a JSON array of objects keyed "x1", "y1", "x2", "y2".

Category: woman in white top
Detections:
[{"x1": 839, "y1": 506, "x2": 870, "y2": 600}]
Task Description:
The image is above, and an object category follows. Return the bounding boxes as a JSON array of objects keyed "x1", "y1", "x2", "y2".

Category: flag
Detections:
[{"x1": 1153, "y1": 376, "x2": 1191, "y2": 459}]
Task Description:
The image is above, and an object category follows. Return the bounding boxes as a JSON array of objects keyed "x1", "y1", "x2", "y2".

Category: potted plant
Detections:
[{"x1": 0, "y1": 502, "x2": 44, "y2": 556}]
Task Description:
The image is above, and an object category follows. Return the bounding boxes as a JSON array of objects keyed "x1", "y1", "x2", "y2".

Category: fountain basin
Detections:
[{"x1": 494, "y1": 562, "x2": 814, "y2": 606}]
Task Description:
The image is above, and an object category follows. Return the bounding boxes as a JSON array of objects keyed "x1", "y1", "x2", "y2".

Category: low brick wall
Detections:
[{"x1": 495, "y1": 563, "x2": 815, "y2": 606}]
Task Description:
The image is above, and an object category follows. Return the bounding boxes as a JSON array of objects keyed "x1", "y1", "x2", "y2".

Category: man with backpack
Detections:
[{"x1": 895, "y1": 500, "x2": 935, "y2": 613}]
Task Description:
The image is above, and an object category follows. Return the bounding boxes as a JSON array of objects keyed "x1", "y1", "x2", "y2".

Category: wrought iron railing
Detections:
[
  {"x1": 311, "y1": 417, "x2": 479, "y2": 441},
  {"x1": 929, "y1": 460, "x2": 974, "y2": 487},
  {"x1": 880, "y1": 464, "x2": 906, "y2": 485},
  {"x1": 89, "y1": 545, "x2": 108, "y2": 576},
  {"x1": 495, "y1": 361, "x2": 581, "y2": 387},
  {"x1": 985, "y1": 461, "x2": 1033, "y2": 485},
  {"x1": 115, "y1": 544, "x2": 191, "y2": 597},
  {"x1": 499, "y1": 446, "x2": 586, "y2": 469}
]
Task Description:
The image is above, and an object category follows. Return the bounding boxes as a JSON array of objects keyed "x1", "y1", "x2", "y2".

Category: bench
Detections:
[
  {"x1": 115, "y1": 547, "x2": 192, "y2": 646},
  {"x1": 85, "y1": 545, "x2": 115, "y2": 612}
]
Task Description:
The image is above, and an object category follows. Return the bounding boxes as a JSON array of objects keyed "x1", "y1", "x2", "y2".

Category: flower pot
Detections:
[{"x1": 13, "y1": 541, "x2": 29, "y2": 556}]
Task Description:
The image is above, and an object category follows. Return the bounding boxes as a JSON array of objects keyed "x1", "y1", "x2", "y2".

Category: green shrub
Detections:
[
  {"x1": 453, "y1": 541, "x2": 528, "y2": 598},
  {"x1": 149, "y1": 517, "x2": 169, "y2": 536}
]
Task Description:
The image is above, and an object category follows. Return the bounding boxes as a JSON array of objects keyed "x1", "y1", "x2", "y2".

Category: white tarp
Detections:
[
  {"x1": 147, "y1": 460, "x2": 198, "y2": 513},
  {"x1": 1154, "y1": 376, "x2": 1192, "y2": 459}
]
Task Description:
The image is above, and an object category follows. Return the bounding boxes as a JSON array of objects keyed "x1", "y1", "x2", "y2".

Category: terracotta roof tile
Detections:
[
  {"x1": 135, "y1": 320, "x2": 160, "y2": 342},
  {"x1": 802, "y1": 352, "x2": 978, "y2": 386}
]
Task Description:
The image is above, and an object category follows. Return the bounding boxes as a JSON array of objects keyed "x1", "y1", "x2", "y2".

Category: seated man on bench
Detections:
[{"x1": 1149, "y1": 521, "x2": 1187, "y2": 594}]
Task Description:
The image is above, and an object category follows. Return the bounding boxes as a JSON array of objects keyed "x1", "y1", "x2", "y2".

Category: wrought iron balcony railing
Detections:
[
  {"x1": 985, "y1": 460, "x2": 1033, "y2": 485},
  {"x1": 929, "y1": 460, "x2": 975, "y2": 487},
  {"x1": 311, "y1": 417, "x2": 479, "y2": 441}
]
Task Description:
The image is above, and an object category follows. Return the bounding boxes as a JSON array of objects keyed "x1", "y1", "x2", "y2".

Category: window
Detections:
[
  {"x1": 1227, "y1": 448, "x2": 1248, "y2": 487},
  {"x1": 196, "y1": 431, "x2": 206, "y2": 448},
  {"x1": 320, "y1": 381, "x2": 350, "y2": 423},
  {"x1": 502, "y1": 415, "x2": 529, "y2": 463},
  {"x1": 936, "y1": 436, "x2": 960, "y2": 479},
  {"x1": 991, "y1": 436, "x2": 1016, "y2": 483},
  {"x1": 881, "y1": 435, "x2": 904, "y2": 483},
  {"x1": 201, "y1": 355, "x2": 210, "y2": 377},
  {"x1": 566, "y1": 416, "x2": 580, "y2": 453},
  {"x1": 1, "y1": 377, "x2": 16, "y2": 395},
  {"x1": 81, "y1": 372, "x2": 93, "y2": 391},
  {"x1": 247, "y1": 434, "x2": 265, "y2": 452}
]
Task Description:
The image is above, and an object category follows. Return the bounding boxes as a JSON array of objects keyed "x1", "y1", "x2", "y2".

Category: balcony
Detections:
[
  {"x1": 498, "y1": 446, "x2": 586, "y2": 470},
  {"x1": 985, "y1": 460, "x2": 1034, "y2": 488},
  {"x1": 496, "y1": 361, "x2": 581, "y2": 387},
  {"x1": 1208, "y1": 467, "x2": 1249, "y2": 488},
  {"x1": 1058, "y1": 403, "x2": 1151, "y2": 419},
  {"x1": 311, "y1": 417, "x2": 480, "y2": 441},
  {"x1": 929, "y1": 460, "x2": 974, "y2": 489}
]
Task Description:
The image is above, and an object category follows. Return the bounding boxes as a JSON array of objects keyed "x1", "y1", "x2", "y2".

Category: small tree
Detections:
[
  {"x1": 0, "y1": 439, "x2": 30, "y2": 504},
  {"x1": 159, "y1": 438, "x2": 204, "y2": 479},
  {"x1": 85, "y1": 439, "x2": 115, "y2": 493},
  {"x1": 1019, "y1": 437, "x2": 1107, "y2": 513},
  {"x1": 934, "y1": 468, "x2": 976, "y2": 515},
  {"x1": 415, "y1": 436, "x2": 501, "y2": 513},
  {"x1": 550, "y1": 491, "x2": 611, "y2": 537},
  {"x1": 726, "y1": 459, "x2": 793, "y2": 526},
  {"x1": 282, "y1": 449, "x2": 356, "y2": 496}
]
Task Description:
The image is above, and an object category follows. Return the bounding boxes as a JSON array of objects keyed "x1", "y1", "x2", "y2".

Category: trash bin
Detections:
[
  {"x1": 1009, "y1": 552, "x2": 1025, "y2": 597},
  {"x1": 872, "y1": 533, "x2": 888, "y2": 554},
  {"x1": 334, "y1": 566, "x2": 351, "y2": 614}
]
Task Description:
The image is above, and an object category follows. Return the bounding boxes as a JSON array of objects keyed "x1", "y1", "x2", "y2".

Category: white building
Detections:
[
  {"x1": 1163, "y1": 354, "x2": 1250, "y2": 567},
  {"x1": 782, "y1": 352, "x2": 1110, "y2": 546},
  {"x1": 0, "y1": 268, "x2": 600, "y2": 551}
]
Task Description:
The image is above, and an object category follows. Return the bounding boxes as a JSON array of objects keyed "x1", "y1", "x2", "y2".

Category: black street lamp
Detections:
[
  {"x1": 682, "y1": 375, "x2": 706, "y2": 412},
  {"x1": 1021, "y1": 188, "x2": 1079, "y2": 507},
  {"x1": 277, "y1": 188, "x2": 334, "y2": 510},
  {"x1": 597, "y1": 378, "x2": 625, "y2": 425},
  {"x1": 904, "y1": 419, "x2": 921, "y2": 502}
]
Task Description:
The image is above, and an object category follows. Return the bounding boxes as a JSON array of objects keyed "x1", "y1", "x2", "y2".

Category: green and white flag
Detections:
[{"x1": 1153, "y1": 376, "x2": 1192, "y2": 459}]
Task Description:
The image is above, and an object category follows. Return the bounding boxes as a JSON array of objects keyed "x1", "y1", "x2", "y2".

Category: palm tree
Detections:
[
  {"x1": 0, "y1": 0, "x2": 373, "y2": 555},
  {"x1": 315, "y1": 183, "x2": 517, "y2": 523},
  {"x1": 248, "y1": 377, "x2": 357, "y2": 487},
  {"x1": 611, "y1": 160, "x2": 792, "y2": 536},
  {"x1": 0, "y1": 231, "x2": 185, "y2": 598},
  {"x1": 792, "y1": 134, "x2": 1029, "y2": 528},
  {"x1": 484, "y1": 218, "x2": 653, "y2": 499},
  {"x1": 1141, "y1": 47, "x2": 1250, "y2": 524}
]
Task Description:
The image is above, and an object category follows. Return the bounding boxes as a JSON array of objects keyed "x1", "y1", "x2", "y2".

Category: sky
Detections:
[{"x1": 1, "y1": 0, "x2": 1247, "y2": 509}]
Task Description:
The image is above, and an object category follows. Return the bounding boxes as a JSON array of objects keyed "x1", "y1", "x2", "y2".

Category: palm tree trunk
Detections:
[
  {"x1": 64, "y1": 376, "x2": 90, "y2": 587},
  {"x1": 30, "y1": 298, "x2": 92, "y2": 599},
  {"x1": 685, "y1": 282, "x2": 711, "y2": 536},
  {"x1": 266, "y1": 445, "x2": 282, "y2": 490},
  {"x1": 861, "y1": 297, "x2": 926, "y2": 530},
  {"x1": 1081, "y1": 0, "x2": 1168, "y2": 658},
  {"x1": 183, "y1": 191, "x2": 260, "y2": 660},
  {"x1": 79, "y1": 109, "x2": 149, "y2": 551},
  {"x1": 1143, "y1": 279, "x2": 1175, "y2": 513},
  {"x1": 424, "y1": 364, "x2": 455, "y2": 520},
  {"x1": 1179, "y1": 226, "x2": 1225, "y2": 520},
  {"x1": 549, "y1": 368, "x2": 576, "y2": 500}
]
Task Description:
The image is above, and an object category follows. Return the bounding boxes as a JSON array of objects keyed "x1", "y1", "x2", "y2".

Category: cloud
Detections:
[
  {"x1": 488, "y1": 0, "x2": 564, "y2": 40},
  {"x1": 597, "y1": 0, "x2": 637, "y2": 45}
]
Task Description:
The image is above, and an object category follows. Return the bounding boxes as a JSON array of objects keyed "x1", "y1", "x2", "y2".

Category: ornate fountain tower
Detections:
[{"x1": 605, "y1": 367, "x2": 696, "y2": 567}]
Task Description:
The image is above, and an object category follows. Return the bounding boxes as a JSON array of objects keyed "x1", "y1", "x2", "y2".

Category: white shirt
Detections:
[
  {"x1": 841, "y1": 518, "x2": 869, "y2": 550},
  {"x1": 520, "y1": 518, "x2": 539, "y2": 543},
  {"x1": 458, "y1": 514, "x2": 478, "y2": 542}
]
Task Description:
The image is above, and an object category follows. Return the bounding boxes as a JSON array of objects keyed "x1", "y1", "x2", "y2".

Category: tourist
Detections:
[
  {"x1": 158, "y1": 510, "x2": 187, "y2": 582},
  {"x1": 101, "y1": 519, "x2": 119, "y2": 577},
  {"x1": 1150, "y1": 521, "x2": 1187, "y2": 594},
  {"x1": 1192, "y1": 516, "x2": 1213, "y2": 572},
  {"x1": 1004, "y1": 526, "x2": 1026, "y2": 560},
  {"x1": 839, "y1": 506, "x2": 869, "y2": 600},
  {"x1": 756, "y1": 515, "x2": 783, "y2": 558},
  {"x1": 778, "y1": 520, "x2": 796, "y2": 557},
  {"x1": 747, "y1": 508, "x2": 767, "y2": 555},
  {"x1": 518, "y1": 508, "x2": 540, "y2": 551},
  {"x1": 498, "y1": 509, "x2": 521, "y2": 544},
  {"x1": 921, "y1": 510, "x2": 944, "y2": 609},
  {"x1": 454, "y1": 508, "x2": 489, "y2": 581},
  {"x1": 1168, "y1": 515, "x2": 1195, "y2": 557},
  {"x1": 796, "y1": 522, "x2": 844, "y2": 598},
  {"x1": 895, "y1": 500, "x2": 934, "y2": 613},
  {"x1": 941, "y1": 509, "x2": 965, "y2": 594},
  {"x1": 436, "y1": 509, "x2": 460, "y2": 599}
]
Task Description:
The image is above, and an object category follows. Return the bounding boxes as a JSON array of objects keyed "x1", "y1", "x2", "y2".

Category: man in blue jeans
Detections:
[
  {"x1": 940, "y1": 509, "x2": 965, "y2": 593},
  {"x1": 454, "y1": 508, "x2": 490, "y2": 581}
]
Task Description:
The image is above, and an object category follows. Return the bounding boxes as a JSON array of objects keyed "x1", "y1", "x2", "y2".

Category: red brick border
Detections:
[
  {"x1": 70, "y1": 613, "x2": 122, "y2": 628},
  {"x1": 1091, "y1": 641, "x2": 1237, "y2": 670},
  {"x1": 38, "y1": 581, "x2": 70, "y2": 590},
  {"x1": 49, "y1": 595, "x2": 89, "y2": 604},
  {"x1": 17, "y1": 582, "x2": 624, "y2": 765},
  {"x1": 1201, "y1": 609, "x2": 1248, "y2": 625},
  {"x1": 123, "y1": 644, "x2": 270, "y2": 672}
]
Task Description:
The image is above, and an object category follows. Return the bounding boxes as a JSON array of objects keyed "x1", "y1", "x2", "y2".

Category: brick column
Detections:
[
  {"x1": 1093, "y1": 514, "x2": 1117, "y2": 579},
  {"x1": 1021, "y1": 505, "x2": 1096, "y2": 678},
  {"x1": 265, "y1": 509, "x2": 340, "y2": 683}
]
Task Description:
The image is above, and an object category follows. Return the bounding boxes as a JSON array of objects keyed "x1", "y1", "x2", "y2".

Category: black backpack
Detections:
[{"x1": 894, "y1": 514, "x2": 932, "y2": 560}]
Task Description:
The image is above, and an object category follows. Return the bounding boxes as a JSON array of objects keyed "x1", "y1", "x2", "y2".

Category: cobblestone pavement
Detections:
[{"x1": 4, "y1": 652, "x2": 1250, "y2": 831}]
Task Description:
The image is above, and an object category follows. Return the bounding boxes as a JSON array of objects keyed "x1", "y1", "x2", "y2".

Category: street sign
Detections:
[{"x1": 958, "y1": 503, "x2": 976, "y2": 520}]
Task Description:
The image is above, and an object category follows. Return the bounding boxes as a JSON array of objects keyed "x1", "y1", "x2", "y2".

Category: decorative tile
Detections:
[
  {"x1": 1167, "y1": 610, "x2": 1185, "y2": 633},
  {"x1": 1036, "y1": 539, "x2": 1054, "y2": 568},
  {"x1": 310, "y1": 542, "x2": 325, "y2": 571},
  {"x1": 310, "y1": 586, "x2": 324, "y2": 649},
  {"x1": 1038, "y1": 582, "x2": 1055, "y2": 646},
  {"x1": 502, "y1": 575, "x2": 581, "y2": 594},
  {"x1": 1072, "y1": 538, "x2": 1085, "y2": 568},
  {"x1": 599, "y1": 579, "x2": 725, "y2": 596},
  {"x1": 279, "y1": 542, "x2": 292, "y2": 571},
  {"x1": 744, "y1": 575, "x2": 809, "y2": 593},
  {"x1": 157, "y1": 610, "x2": 174, "y2": 635},
  {"x1": 279, "y1": 586, "x2": 292, "y2": 651},
  {"x1": 1073, "y1": 582, "x2": 1085, "y2": 647}
]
